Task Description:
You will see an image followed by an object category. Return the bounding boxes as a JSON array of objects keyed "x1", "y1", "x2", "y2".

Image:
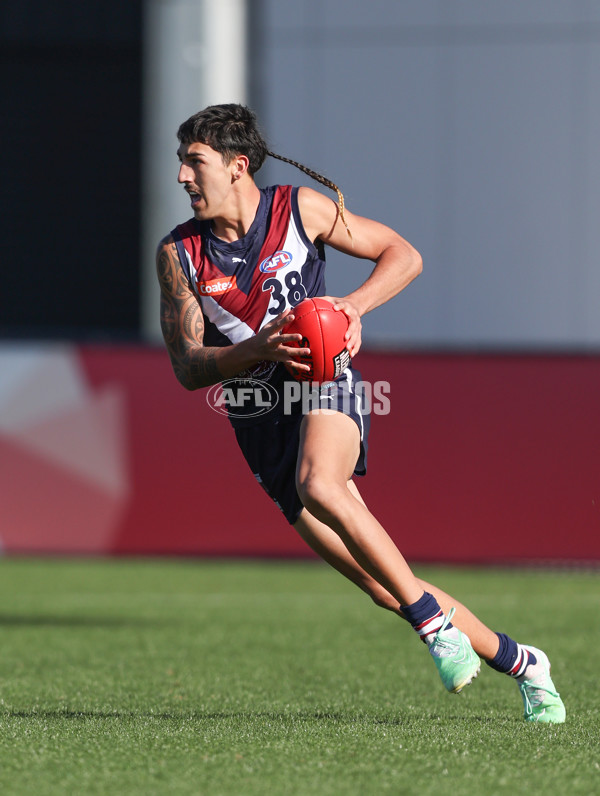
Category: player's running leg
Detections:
[
  {"x1": 295, "y1": 488, "x2": 497, "y2": 658},
  {"x1": 294, "y1": 476, "x2": 564, "y2": 719},
  {"x1": 295, "y1": 410, "x2": 479, "y2": 694}
]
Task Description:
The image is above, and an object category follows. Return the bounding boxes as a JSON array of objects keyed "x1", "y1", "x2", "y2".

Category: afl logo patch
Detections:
[{"x1": 259, "y1": 250, "x2": 292, "y2": 273}]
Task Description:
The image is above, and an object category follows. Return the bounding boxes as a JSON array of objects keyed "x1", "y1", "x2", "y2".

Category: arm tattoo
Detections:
[
  {"x1": 156, "y1": 239, "x2": 224, "y2": 389},
  {"x1": 187, "y1": 348, "x2": 221, "y2": 386}
]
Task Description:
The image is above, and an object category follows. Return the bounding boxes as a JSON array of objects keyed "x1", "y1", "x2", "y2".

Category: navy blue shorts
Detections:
[{"x1": 233, "y1": 368, "x2": 370, "y2": 525}]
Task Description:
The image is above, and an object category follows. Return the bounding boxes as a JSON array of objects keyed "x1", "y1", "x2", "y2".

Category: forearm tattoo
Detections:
[{"x1": 156, "y1": 241, "x2": 223, "y2": 389}]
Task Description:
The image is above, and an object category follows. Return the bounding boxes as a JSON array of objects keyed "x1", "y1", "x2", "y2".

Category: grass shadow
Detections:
[
  {"x1": 1, "y1": 708, "x2": 495, "y2": 726},
  {"x1": 0, "y1": 613, "x2": 167, "y2": 629}
]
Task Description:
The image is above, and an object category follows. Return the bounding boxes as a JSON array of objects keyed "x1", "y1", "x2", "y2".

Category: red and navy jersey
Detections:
[
  {"x1": 170, "y1": 184, "x2": 366, "y2": 430},
  {"x1": 171, "y1": 185, "x2": 326, "y2": 357},
  {"x1": 171, "y1": 184, "x2": 329, "y2": 426}
]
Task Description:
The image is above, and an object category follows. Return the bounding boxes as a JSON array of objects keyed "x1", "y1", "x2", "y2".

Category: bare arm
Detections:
[
  {"x1": 156, "y1": 236, "x2": 309, "y2": 389},
  {"x1": 297, "y1": 187, "x2": 423, "y2": 354}
]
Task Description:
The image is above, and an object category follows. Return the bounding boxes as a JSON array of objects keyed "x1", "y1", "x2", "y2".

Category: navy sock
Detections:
[
  {"x1": 401, "y1": 592, "x2": 450, "y2": 642},
  {"x1": 486, "y1": 633, "x2": 537, "y2": 677}
]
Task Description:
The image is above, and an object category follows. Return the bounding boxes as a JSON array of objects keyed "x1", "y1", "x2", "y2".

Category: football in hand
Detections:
[{"x1": 284, "y1": 298, "x2": 351, "y2": 383}]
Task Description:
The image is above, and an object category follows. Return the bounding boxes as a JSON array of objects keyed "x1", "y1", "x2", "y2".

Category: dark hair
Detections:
[
  {"x1": 177, "y1": 103, "x2": 352, "y2": 240},
  {"x1": 177, "y1": 103, "x2": 268, "y2": 175}
]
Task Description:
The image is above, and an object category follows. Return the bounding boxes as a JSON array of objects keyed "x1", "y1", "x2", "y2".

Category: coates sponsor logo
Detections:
[
  {"x1": 196, "y1": 275, "x2": 237, "y2": 295},
  {"x1": 206, "y1": 378, "x2": 279, "y2": 418},
  {"x1": 259, "y1": 251, "x2": 292, "y2": 273}
]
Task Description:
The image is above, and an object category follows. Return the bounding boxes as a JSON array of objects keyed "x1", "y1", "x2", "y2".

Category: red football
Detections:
[{"x1": 284, "y1": 298, "x2": 351, "y2": 383}]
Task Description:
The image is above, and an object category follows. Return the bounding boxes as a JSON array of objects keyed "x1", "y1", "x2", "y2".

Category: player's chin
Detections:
[{"x1": 191, "y1": 203, "x2": 209, "y2": 219}]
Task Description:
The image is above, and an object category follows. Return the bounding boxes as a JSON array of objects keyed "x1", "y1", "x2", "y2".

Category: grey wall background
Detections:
[
  {"x1": 2, "y1": 0, "x2": 598, "y2": 351},
  {"x1": 255, "y1": 0, "x2": 600, "y2": 349}
]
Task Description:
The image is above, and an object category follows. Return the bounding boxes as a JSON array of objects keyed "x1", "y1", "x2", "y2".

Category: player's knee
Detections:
[{"x1": 296, "y1": 473, "x2": 346, "y2": 522}]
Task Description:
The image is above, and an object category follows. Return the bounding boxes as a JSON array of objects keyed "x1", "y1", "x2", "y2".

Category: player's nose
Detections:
[{"x1": 177, "y1": 162, "x2": 194, "y2": 183}]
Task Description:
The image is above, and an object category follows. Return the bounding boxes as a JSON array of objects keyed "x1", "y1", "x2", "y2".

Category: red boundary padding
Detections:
[{"x1": 4, "y1": 345, "x2": 599, "y2": 563}]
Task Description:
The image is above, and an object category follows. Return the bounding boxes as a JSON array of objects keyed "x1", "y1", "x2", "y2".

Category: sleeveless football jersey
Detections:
[{"x1": 171, "y1": 185, "x2": 328, "y2": 425}]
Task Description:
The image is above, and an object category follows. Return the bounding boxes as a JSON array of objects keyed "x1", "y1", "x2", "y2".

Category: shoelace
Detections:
[
  {"x1": 519, "y1": 680, "x2": 560, "y2": 716},
  {"x1": 438, "y1": 606, "x2": 456, "y2": 634},
  {"x1": 431, "y1": 607, "x2": 459, "y2": 654}
]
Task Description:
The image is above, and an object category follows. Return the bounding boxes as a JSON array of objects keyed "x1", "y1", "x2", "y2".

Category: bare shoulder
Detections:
[
  {"x1": 296, "y1": 186, "x2": 340, "y2": 243},
  {"x1": 297, "y1": 185, "x2": 336, "y2": 210}
]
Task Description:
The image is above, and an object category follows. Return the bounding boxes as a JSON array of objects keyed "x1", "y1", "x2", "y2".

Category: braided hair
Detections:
[
  {"x1": 267, "y1": 151, "x2": 353, "y2": 242},
  {"x1": 178, "y1": 104, "x2": 352, "y2": 241}
]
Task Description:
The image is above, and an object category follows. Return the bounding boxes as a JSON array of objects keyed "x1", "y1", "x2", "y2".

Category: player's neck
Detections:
[{"x1": 210, "y1": 181, "x2": 261, "y2": 243}]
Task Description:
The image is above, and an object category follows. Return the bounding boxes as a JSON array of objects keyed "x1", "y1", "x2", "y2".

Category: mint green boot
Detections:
[
  {"x1": 517, "y1": 646, "x2": 566, "y2": 723},
  {"x1": 428, "y1": 608, "x2": 481, "y2": 694}
]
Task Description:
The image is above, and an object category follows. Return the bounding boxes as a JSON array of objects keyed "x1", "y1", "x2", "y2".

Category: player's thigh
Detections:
[{"x1": 296, "y1": 409, "x2": 361, "y2": 486}]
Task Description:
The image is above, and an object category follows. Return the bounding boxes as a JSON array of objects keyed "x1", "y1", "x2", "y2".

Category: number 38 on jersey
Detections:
[{"x1": 262, "y1": 269, "x2": 308, "y2": 314}]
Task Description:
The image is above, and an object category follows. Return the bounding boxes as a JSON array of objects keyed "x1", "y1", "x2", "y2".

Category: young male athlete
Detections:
[{"x1": 156, "y1": 103, "x2": 565, "y2": 723}]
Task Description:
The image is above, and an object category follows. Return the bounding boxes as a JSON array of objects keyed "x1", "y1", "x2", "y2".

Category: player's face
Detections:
[{"x1": 177, "y1": 141, "x2": 235, "y2": 220}]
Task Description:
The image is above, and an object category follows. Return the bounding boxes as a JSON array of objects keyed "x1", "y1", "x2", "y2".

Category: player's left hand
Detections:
[{"x1": 322, "y1": 296, "x2": 362, "y2": 357}]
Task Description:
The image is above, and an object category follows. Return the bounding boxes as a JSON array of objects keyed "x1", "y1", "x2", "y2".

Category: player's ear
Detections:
[{"x1": 232, "y1": 155, "x2": 250, "y2": 181}]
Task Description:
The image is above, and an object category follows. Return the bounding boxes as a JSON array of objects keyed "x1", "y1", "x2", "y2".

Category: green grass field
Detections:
[{"x1": 0, "y1": 559, "x2": 598, "y2": 795}]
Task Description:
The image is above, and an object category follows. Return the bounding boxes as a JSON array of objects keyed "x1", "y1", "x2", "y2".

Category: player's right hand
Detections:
[{"x1": 251, "y1": 311, "x2": 312, "y2": 373}]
